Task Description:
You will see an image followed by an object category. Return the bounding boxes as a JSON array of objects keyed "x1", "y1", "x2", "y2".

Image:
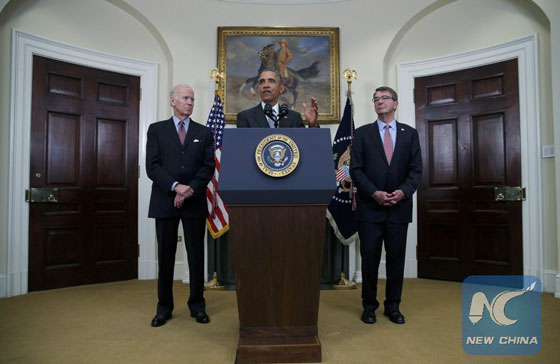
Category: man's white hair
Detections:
[{"x1": 170, "y1": 84, "x2": 194, "y2": 104}]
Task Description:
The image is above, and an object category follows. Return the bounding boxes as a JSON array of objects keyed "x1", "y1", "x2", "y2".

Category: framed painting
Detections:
[{"x1": 217, "y1": 26, "x2": 340, "y2": 124}]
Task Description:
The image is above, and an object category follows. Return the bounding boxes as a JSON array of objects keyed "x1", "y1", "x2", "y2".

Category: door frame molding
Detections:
[
  {"x1": 7, "y1": 29, "x2": 158, "y2": 297},
  {"x1": 397, "y1": 35, "x2": 543, "y2": 285}
]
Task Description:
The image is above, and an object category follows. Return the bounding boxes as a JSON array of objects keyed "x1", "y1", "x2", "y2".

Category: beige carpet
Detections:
[{"x1": 0, "y1": 279, "x2": 558, "y2": 364}]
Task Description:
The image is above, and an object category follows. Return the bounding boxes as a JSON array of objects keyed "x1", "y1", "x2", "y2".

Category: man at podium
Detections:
[{"x1": 236, "y1": 69, "x2": 319, "y2": 128}]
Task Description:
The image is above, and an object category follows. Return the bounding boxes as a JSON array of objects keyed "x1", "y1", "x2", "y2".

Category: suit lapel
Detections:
[
  {"x1": 252, "y1": 104, "x2": 271, "y2": 128},
  {"x1": 277, "y1": 111, "x2": 291, "y2": 128},
  {"x1": 164, "y1": 118, "x2": 183, "y2": 149},
  {"x1": 392, "y1": 121, "x2": 405, "y2": 165},
  {"x1": 371, "y1": 121, "x2": 390, "y2": 165},
  {"x1": 166, "y1": 117, "x2": 199, "y2": 150},
  {"x1": 182, "y1": 119, "x2": 198, "y2": 150}
]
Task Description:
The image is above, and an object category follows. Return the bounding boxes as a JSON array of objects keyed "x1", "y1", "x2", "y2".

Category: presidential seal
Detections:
[
  {"x1": 335, "y1": 146, "x2": 352, "y2": 193},
  {"x1": 255, "y1": 134, "x2": 300, "y2": 177}
]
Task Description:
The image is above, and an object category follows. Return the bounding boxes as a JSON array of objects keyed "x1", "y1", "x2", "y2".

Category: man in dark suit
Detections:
[
  {"x1": 146, "y1": 84, "x2": 215, "y2": 327},
  {"x1": 236, "y1": 69, "x2": 319, "y2": 128},
  {"x1": 350, "y1": 86, "x2": 422, "y2": 325}
]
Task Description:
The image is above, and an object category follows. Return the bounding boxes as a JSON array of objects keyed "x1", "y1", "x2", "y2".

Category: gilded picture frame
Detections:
[{"x1": 217, "y1": 26, "x2": 340, "y2": 124}]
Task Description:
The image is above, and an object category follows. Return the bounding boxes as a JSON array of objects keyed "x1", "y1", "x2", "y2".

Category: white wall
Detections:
[
  {"x1": 0, "y1": 0, "x2": 169, "y2": 290},
  {"x1": 1, "y1": 0, "x2": 557, "y2": 295},
  {"x1": 386, "y1": 0, "x2": 556, "y2": 287},
  {"x1": 534, "y1": 0, "x2": 560, "y2": 297}
]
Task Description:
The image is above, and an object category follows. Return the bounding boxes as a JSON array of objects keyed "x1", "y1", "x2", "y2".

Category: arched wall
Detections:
[
  {"x1": 385, "y1": 0, "x2": 556, "y2": 290},
  {"x1": 0, "y1": 0, "x2": 170, "y2": 295},
  {"x1": 1, "y1": 0, "x2": 558, "y2": 295}
]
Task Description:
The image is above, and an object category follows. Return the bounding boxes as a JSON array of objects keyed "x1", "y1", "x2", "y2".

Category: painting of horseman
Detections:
[{"x1": 217, "y1": 27, "x2": 340, "y2": 123}]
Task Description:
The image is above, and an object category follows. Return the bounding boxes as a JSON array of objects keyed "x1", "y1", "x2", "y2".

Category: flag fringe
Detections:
[
  {"x1": 207, "y1": 221, "x2": 229, "y2": 239},
  {"x1": 326, "y1": 210, "x2": 359, "y2": 246}
]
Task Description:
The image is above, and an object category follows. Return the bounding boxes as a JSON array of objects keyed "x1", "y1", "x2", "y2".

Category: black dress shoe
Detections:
[
  {"x1": 361, "y1": 309, "x2": 376, "y2": 324},
  {"x1": 190, "y1": 311, "x2": 210, "y2": 324},
  {"x1": 384, "y1": 309, "x2": 405, "y2": 324},
  {"x1": 151, "y1": 313, "x2": 172, "y2": 327}
]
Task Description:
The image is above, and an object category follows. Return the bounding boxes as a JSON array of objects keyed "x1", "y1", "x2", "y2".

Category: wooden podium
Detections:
[{"x1": 219, "y1": 129, "x2": 335, "y2": 364}]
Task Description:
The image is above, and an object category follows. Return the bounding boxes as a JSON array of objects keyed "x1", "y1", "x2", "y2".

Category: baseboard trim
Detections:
[
  {"x1": 174, "y1": 261, "x2": 186, "y2": 282},
  {"x1": 181, "y1": 271, "x2": 190, "y2": 284},
  {"x1": 6, "y1": 270, "x2": 27, "y2": 297},
  {"x1": 145, "y1": 261, "x2": 188, "y2": 282},
  {"x1": 138, "y1": 259, "x2": 156, "y2": 280},
  {"x1": 543, "y1": 269, "x2": 555, "y2": 293},
  {"x1": 555, "y1": 272, "x2": 560, "y2": 299},
  {"x1": 353, "y1": 270, "x2": 362, "y2": 283},
  {"x1": 405, "y1": 259, "x2": 418, "y2": 278},
  {"x1": 378, "y1": 262, "x2": 386, "y2": 279},
  {"x1": 377, "y1": 259, "x2": 417, "y2": 280},
  {"x1": 0, "y1": 274, "x2": 6, "y2": 298}
]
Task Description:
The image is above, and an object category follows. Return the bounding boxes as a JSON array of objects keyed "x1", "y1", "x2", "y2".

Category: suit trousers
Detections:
[
  {"x1": 155, "y1": 215, "x2": 206, "y2": 315},
  {"x1": 359, "y1": 220, "x2": 408, "y2": 312}
]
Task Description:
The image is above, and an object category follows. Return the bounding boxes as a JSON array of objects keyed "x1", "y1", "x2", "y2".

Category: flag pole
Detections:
[
  {"x1": 333, "y1": 69, "x2": 358, "y2": 290},
  {"x1": 205, "y1": 68, "x2": 225, "y2": 291},
  {"x1": 343, "y1": 68, "x2": 357, "y2": 97}
]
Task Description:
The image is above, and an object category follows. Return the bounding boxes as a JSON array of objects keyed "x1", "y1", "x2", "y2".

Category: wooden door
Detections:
[
  {"x1": 28, "y1": 56, "x2": 140, "y2": 291},
  {"x1": 415, "y1": 59, "x2": 522, "y2": 281}
]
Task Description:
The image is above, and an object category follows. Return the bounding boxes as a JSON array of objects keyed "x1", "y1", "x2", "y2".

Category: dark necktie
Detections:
[
  {"x1": 178, "y1": 120, "x2": 186, "y2": 145},
  {"x1": 384, "y1": 125, "x2": 393, "y2": 165}
]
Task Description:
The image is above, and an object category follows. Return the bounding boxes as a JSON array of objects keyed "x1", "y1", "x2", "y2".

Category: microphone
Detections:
[
  {"x1": 264, "y1": 103, "x2": 275, "y2": 120},
  {"x1": 264, "y1": 103, "x2": 279, "y2": 128},
  {"x1": 278, "y1": 104, "x2": 289, "y2": 120}
]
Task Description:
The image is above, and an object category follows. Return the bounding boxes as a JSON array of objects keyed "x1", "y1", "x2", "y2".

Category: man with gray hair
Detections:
[
  {"x1": 350, "y1": 86, "x2": 422, "y2": 325},
  {"x1": 146, "y1": 84, "x2": 215, "y2": 327}
]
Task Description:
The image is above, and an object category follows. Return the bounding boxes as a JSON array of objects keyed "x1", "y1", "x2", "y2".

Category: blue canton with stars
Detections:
[{"x1": 206, "y1": 94, "x2": 225, "y2": 148}]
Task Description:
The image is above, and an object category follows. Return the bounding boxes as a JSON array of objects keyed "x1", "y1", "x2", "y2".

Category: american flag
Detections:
[
  {"x1": 205, "y1": 93, "x2": 229, "y2": 238},
  {"x1": 336, "y1": 165, "x2": 349, "y2": 181}
]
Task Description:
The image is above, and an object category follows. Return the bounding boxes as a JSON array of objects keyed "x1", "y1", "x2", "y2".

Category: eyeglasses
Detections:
[{"x1": 372, "y1": 95, "x2": 393, "y2": 103}]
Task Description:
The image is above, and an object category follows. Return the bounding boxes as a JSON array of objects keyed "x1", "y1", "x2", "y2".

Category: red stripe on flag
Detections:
[
  {"x1": 214, "y1": 198, "x2": 228, "y2": 224},
  {"x1": 205, "y1": 93, "x2": 229, "y2": 239}
]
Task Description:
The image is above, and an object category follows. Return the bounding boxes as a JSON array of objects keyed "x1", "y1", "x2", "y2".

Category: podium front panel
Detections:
[{"x1": 219, "y1": 128, "x2": 336, "y2": 205}]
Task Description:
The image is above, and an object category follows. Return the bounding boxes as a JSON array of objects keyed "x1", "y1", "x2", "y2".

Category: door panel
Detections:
[
  {"x1": 416, "y1": 59, "x2": 522, "y2": 281},
  {"x1": 29, "y1": 56, "x2": 140, "y2": 291}
]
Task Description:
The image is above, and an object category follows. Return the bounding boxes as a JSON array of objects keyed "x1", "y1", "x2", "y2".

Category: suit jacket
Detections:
[
  {"x1": 236, "y1": 104, "x2": 306, "y2": 128},
  {"x1": 146, "y1": 118, "x2": 215, "y2": 219},
  {"x1": 350, "y1": 121, "x2": 422, "y2": 223}
]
